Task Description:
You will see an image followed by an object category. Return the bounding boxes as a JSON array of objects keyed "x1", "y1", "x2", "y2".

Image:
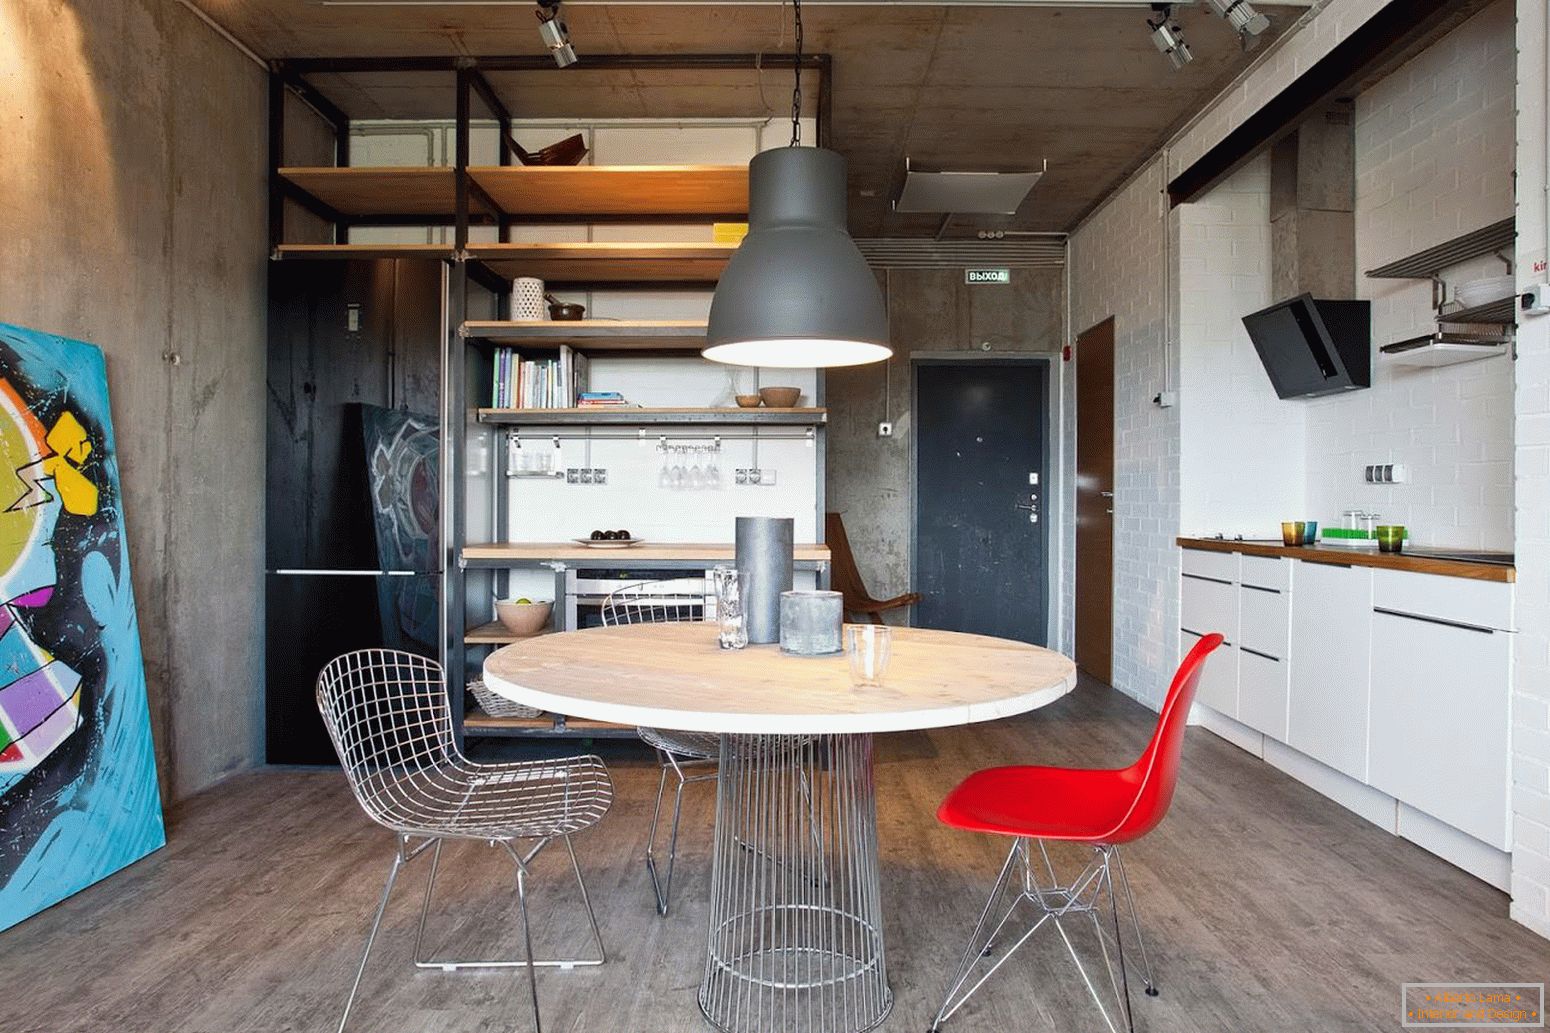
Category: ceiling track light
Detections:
[
  {"x1": 1147, "y1": 4, "x2": 1192, "y2": 70},
  {"x1": 535, "y1": 0, "x2": 576, "y2": 67},
  {"x1": 1205, "y1": 0, "x2": 1270, "y2": 37}
]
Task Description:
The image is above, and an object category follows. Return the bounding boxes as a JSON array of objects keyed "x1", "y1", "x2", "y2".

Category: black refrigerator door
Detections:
[{"x1": 266, "y1": 572, "x2": 442, "y2": 764}]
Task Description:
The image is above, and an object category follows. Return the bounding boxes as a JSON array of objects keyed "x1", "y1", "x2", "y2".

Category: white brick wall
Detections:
[
  {"x1": 1069, "y1": 159, "x2": 1180, "y2": 708},
  {"x1": 1176, "y1": 154, "x2": 1305, "y2": 537},
  {"x1": 1303, "y1": 2, "x2": 1516, "y2": 550},
  {"x1": 1513, "y1": 0, "x2": 1550, "y2": 942}
]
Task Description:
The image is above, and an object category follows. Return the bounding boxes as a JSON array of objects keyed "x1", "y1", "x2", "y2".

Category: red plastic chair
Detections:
[{"x1": 929, "y1": 633, "x2": 1225, "y2": 1033}]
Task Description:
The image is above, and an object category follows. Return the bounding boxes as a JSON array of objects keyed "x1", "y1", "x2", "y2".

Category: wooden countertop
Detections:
[
  {"x1": 1177, "y1": 537, "x2": 1515, "y2": 583},
  {"x1": 463, "y1": 541, "x2": 831, "y2": 562}
]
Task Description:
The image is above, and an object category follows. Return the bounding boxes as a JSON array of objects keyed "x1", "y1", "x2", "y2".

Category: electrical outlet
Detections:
[
  {"x1": 591, "y1": 468, "x2": 607, "y2": 485},
  {"x1": 735, "y1": 468, "x2": 750, "y2": 485},
  {"x1": 566, "y1": 468, "x2": 581, "y2": 484},
  {"x1": 578, "y1": 468, "x2": 594, "y2": 484},
  {"x1": 878, "y1": 421, "x2": 894, "y2": 438},
  {"x1": 755, "y1": 469, "x2": 776, "y2": 486}
]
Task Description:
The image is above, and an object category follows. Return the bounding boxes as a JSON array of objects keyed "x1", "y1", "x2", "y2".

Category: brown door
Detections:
[{"x1": 1075, "y1": 318, "x2": 1115, "y2": 683}]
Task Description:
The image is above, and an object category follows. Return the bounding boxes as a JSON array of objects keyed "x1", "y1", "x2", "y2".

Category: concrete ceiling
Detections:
[{"x1": 196, "y1": 1, "x2": 1309, "y2": 233}]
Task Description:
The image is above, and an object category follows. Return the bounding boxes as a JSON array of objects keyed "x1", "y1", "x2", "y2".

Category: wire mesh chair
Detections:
[
  {"x1": 316, "y1": 648, "x2": 613, "y2": 1033},
  {"x1": 601, "y1": 581, "x2": 722, "y2": 916}
]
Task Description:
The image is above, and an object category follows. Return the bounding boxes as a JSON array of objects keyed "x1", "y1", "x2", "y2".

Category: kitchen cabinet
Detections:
[
  {"x1": 1181, "y1": 549, "x2": 1239, "y2": 717},
  {"x1": 1368, "y1": 576, "x2": 1513, "y2": 850},
  {"x1": 1287, "y1": 562, "x2": 1373, "y2": 781}
]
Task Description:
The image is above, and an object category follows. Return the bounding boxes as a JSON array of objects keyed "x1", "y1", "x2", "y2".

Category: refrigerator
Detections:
[{"x1": 265, "y1": 258, "x2": 445, "y2": 764}]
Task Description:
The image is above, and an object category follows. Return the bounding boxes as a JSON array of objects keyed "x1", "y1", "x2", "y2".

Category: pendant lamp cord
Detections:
[{"x1": 789, "y1": 0, "x2": 803, "y2": 146}]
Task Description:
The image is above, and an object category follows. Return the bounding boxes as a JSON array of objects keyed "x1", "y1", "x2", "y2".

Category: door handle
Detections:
[
  {"x1": 1100, "y1": 491, "x2": 1114, "y2": 498},
  {"x1": 1014, "y1": 502, "x2": 1037, "y2": 512}
]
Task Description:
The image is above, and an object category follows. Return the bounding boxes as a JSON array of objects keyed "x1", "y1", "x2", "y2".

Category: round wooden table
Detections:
[{"x1": 483, "y1": 623, "x2": 1077, "y2": 1033}]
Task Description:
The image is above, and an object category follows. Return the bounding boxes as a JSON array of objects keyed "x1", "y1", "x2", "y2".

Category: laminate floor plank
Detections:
[{"x1": 2, "y1": 677, "x2": 1545, "y2": 1033}]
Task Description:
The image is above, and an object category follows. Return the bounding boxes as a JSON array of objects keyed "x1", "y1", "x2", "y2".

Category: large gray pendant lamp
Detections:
[{"x1": 703, "y1": 0, "x2": 890, "y2": 369}]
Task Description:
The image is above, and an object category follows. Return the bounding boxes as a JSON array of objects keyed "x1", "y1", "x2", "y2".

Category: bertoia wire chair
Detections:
[
  {"x1": 601, "y1": 580, "x2": 721, "y2": 916},
  {"x1": 929, "y1": 633, "x2": 1224, "y2": 1033},
  {"x1": 316, "y1": 649, "x2": 613, "y2": 1033}
]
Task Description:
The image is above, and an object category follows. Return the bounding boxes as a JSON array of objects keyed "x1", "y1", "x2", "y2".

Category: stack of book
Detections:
[
  {"x1": 490, "y1": 346, "x2": 589, "y2": 409},
  {"x1": 576, "y1": 391, "x2": 631, "y2": 408}
]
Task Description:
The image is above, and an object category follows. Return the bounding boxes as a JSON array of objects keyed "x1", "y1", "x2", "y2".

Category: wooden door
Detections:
[{"x1": 1075, "y1": 319, "x2": 1114, "y2": 682}]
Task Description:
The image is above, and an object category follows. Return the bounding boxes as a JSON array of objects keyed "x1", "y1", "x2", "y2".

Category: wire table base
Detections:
[{"x1": 699, "y1": 734, "x2": 893, "y2": 1033}]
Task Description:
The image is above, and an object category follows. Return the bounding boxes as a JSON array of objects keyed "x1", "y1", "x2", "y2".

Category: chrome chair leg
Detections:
[
  {"x1": 337, "y1": 847, "x2": 405, "y2": 1033},
  {"x1": 1110, "y1": 845, "x2": 1159, "y2": 996},
  {"x1": 412, "y1": 838, "x2": 604, "y2": 970},
  {"x1": 514, "y1": 862, "x2": 543, "y2": 1033},
  {"x1": 1102, "y1": 849, "x2": 1137, "y2": 1033},
  {"x1": 645, "y1": 766, "x2": 688, "y2": 916}
]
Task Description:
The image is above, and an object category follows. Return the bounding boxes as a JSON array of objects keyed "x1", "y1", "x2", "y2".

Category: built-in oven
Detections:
[{"x1": 565, "y1": 567, "x2": 712, "y2": 630}]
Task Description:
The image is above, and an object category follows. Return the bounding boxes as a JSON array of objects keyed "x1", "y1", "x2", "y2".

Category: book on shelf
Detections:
[{"x1": 490, "y1": 345, "x2": 591, "y2": 408}]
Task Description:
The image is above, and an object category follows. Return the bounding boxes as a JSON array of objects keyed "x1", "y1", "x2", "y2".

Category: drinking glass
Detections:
[
  {"x1": 712, "y1": 567, "x2": 749, "y2": 650},
  {"x1": 1376, "y1": 524, "x2": 1405, "y2": 554},
  {"x1": 846, "y1": 624, "x2": 892, "y2": 687}
]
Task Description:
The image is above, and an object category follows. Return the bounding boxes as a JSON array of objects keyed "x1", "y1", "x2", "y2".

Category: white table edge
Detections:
[{"x1": 479, "y1": 665, "x2": 1079, "y2": 736}]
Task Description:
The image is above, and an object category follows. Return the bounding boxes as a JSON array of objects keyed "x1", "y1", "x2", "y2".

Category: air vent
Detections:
[{"x1": 855, "y1": 238, "x2": 1065, "y2": 270}]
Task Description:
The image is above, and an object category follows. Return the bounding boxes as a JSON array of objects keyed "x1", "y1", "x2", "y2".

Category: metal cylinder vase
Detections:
[
  {"x1": 735, "y1": 516, "x2": 794, "y2": 645},
  {"x1": 779, "y1": 590, "x2": 843, "y2": 656}
]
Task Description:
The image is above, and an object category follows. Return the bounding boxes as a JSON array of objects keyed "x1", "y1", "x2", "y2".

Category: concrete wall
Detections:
[
  {"x1": 1068, "y1": 159, "x2": 1180, "y2": 708},
  {"x1": 1512, "y1": 0, "x2": 1550, "y2": 943},
  {"x1": 825, "y1": 267, "x2": 1066, "y2": 643},
  {"x1": 0, "y1": 0, "x2": 270, "y2": 800},
  {"x1": 1304, "y1": 1, "x2": 1516, "y2": 549}
]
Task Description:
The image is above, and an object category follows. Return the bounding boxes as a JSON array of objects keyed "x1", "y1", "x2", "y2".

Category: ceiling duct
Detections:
[
  {"x1": 893, "y1": 158, "x2": 1046, "y2": 215},
  {"x1": 855, "y1": 237, "x2": 1065, "y2": 270}
]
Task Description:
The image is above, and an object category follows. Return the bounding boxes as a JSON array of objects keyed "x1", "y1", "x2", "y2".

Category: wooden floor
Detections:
[{"x1": 3, "y1": 678, "x2": 1546, "y2": 1033}]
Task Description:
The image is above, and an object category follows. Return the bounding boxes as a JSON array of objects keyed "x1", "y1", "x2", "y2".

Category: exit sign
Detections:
[{"x1": 965, "y1": 268, "x2": 1011, "y2": 284}]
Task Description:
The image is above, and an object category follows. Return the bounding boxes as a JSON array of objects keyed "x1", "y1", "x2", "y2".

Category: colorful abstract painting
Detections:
[
  {"x1": 0, "y1": 322, "x2": 164, "y2": 933},
  {"x1": 362, "y1": 404, "x2": 439, "y2": 654}
]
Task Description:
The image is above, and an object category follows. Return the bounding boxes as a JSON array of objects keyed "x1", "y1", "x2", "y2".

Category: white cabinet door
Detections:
[
  {"x1": 1369, "y1": 609, "x2": 1512, "y2": 850},
  {"x1": 1238, "y1": 647, "x2": 1289, "y2": 741},
  {"x1": 1183, "y1": 630, "x2": 1237, "y2": 717},
  {"x1": 1287, "y1": 562, "x2": 1373, "y2": 781}
]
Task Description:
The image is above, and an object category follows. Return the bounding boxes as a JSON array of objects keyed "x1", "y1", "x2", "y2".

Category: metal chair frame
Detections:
[
  {"x1": 317, "y1": 648, "x2": 613, "y2": 1033},
  {"x1": 930, "y1": 838, "x2": 1157, "y2": 1033},
  {"x1": 601, "y1": 580, "x2": 722, "y2": 916}
]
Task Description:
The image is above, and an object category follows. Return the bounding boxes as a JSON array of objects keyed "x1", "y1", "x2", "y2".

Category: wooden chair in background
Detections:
[{"x1": 826, "y1": 512, "x2": 922, "y2": 624}]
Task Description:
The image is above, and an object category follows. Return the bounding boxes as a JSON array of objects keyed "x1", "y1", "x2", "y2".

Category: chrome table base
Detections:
[{"x1": 699, "y1": 734, "x2": 893, "y2": 1033}]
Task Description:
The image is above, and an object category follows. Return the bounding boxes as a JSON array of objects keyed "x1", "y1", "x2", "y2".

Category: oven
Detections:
[{"x1": 564, "y1": 567, "x2": 713, "y2": 630}]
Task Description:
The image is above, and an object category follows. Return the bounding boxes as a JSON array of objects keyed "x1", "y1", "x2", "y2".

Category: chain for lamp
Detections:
[{"x1": 789, "y1": 0, "x2": 803, "y2": 146}]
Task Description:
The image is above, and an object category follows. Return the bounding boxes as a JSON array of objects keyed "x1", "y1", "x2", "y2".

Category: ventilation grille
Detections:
[{"x1": 855, "y1": 237, "x2": 1066, "y2": 269}]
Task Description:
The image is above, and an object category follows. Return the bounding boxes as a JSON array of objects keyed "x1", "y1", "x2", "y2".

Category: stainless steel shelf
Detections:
[
  {"x1": 1366, "y1": 219, "x2": 1515, "y2": 279},
  {"x1": 1440, "y1": 296, "x2": 1517, "y2": 325}
]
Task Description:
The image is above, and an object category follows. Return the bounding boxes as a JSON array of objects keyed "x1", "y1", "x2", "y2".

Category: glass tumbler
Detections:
[
  {"x1": 846, "y1": 625, "x2": 892, "y2": 687},
  {"x1": 1375, "y1": 525, "x2": 1405, "y2": 554},
  {"x1": 711, "y1": 567, "x2": 748, "y2": 649}
]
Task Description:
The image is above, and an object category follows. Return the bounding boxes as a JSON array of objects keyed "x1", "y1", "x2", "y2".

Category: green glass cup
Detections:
[{"x1": 1376, "y1": 524, "x2": 1405, "y2": 554}]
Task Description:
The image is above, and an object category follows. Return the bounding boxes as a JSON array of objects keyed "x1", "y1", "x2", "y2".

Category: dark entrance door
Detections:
[{"x1": 914, "y1": 360, "x2": 1048, "y2": 644}]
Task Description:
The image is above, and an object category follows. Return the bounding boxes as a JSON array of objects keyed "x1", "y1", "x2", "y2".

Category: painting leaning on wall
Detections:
[{"x1": 0, "y1": 322, "x2": 164, "y2": 932}]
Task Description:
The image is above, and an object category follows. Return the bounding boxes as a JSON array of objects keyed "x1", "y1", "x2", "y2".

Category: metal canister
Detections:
[{"x1": 735, "y1": 516, "x2": 794, "y2": 645}]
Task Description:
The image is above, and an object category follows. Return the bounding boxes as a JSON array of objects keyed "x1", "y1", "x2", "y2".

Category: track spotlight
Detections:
[
  {"x1": 1205, "y1": 0, "x2": 1270, "y2": 37},
  {"x1": 536, "y1": 0, "x2": 576, "y2": 68},
  {"x1": 1147, "y1": 5, "x2": 1192, "y2": 71}
]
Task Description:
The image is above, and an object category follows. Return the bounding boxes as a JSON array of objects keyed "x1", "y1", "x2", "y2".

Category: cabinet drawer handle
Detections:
[
  {"x1": 1239, "y1": 645, "x2": 1281, "y2": 662},
  {"x1": 1181, "y1": 572, "x2": 1233, "y2": 586},
  {"x1": 1240, "y1": 583, "x2": 1281, "y2": 594},
  {"x1": 1373, "y1": 606, "x2": 1495, "y2": 635}
]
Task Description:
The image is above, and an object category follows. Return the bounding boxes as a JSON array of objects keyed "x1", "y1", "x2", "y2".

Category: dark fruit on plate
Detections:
[
  {"x1": 590, "y1": 530, "x2": 605, "y2": 540},
  {"x1": 615, "y1": 530, "x2": 631, "y2": 539}
]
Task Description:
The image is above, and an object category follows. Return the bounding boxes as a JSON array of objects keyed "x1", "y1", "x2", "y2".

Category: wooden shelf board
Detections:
[
  {"x1": 278, "y1": 166, "x2": 458, "y2": 218},
  {"x1": 1177, "y1": 537, "x2": 1514, "y2": 583},
  {"x1": 465, "y1": 242, "x2": 736, "y2": 284},
  {"x1": 275, "y1": 243, "x2": 455, "y2": 261},
  {"x1": 465, "y1": 621, "x2": 555, "y2": 645},
  {"x1": 468, "y1": 165, "x2": 748, "y2": 219},
  {"x1": 462, "y1": 319, "x2": 707, "y2": 350},
  {"x1": 477, "y1": 406, "x2": 825, "y2": 426}
]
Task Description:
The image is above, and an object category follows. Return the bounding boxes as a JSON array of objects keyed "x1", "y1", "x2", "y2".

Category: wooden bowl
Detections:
[
  {"x1": 547, "y1": 302, "x2": 586, "y2": 321},
  {"x1": 494, "y1": 599, "x2": 552, "y2": 636},
  {"x1": 758, "y1": 386, "x2": 802, "y2": 408},
  {"x1": 735, "y1": 394, "x2": 762, "y2": 408}
]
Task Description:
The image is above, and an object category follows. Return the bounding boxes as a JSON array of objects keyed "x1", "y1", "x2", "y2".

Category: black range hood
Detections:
[{"x1": 1242, "y1": 293, "x2": 1371, "y2": 399}]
